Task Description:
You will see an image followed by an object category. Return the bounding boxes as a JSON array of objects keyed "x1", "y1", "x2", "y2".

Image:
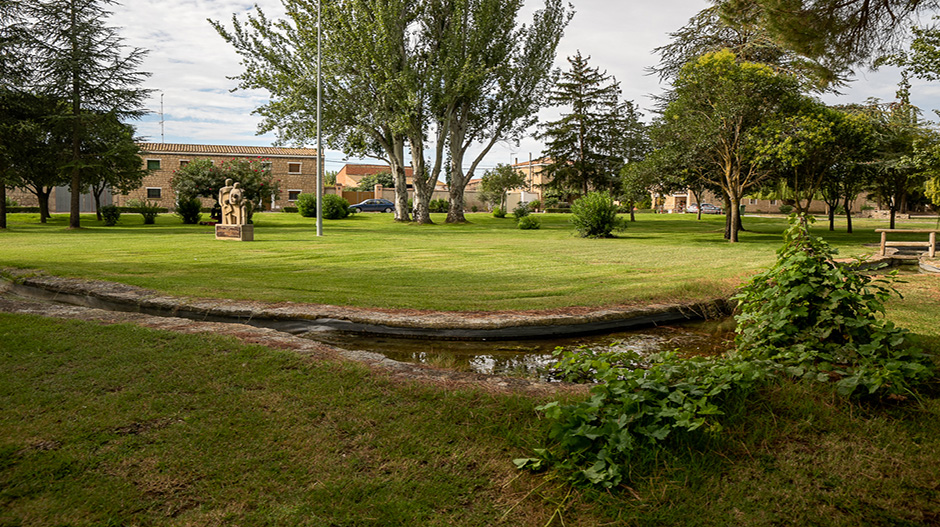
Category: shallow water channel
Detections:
[{"x1": 301, "y1": 318, "x2": 736, "y2": 379}]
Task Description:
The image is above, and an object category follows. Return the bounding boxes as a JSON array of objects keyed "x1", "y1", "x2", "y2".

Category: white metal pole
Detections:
[{"x1": 315, "y1": 0, "x2": 323, "y2": 236}]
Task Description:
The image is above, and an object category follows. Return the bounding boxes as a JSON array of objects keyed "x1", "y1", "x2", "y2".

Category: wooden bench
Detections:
[{"x1": 876, "y1": 229, "x2": 938, "y2": 258}]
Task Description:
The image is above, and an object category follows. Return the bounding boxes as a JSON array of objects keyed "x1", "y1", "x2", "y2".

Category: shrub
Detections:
[
  {"x1": 544, "y1": 196, "x2": 560, "y2": 209},
  {"x1": 527, "y1": 199, "x2": 541, "y2": 212},
  {"x1": 570, "y1": 191, "x2": 624, "y2": 238},
  {"x1": 429, "y1": 198, "x2": 449, "y2": 213},
  {"x1": 779, "y1": 204, "x2": 794, "y2": 214},
  {"x1": 175, "y1": 197, "x2": 202, "y2": 224},
  {"x1": 493, "y1": 207, "x2": 506, "y2": 218},
  {"x1": 4, "y1": 197, "x2": 18, "y2": 207},
  {"x1": 322, "y1": 194, "x2": 350, "y2": 219},
  {"x1": 517, "y1": 215, "x2": 540, "y2": 230},
  {"x1": 295, "y1": 193, "x2": 317, "y2": 217},
  {"x1": 733, "y1": 215, "x2": 934, "y2": 397},
  {"x1": 100, "y1": 205, "x2": 121, "y2": 226},
  {"x1": 512, "y1": 203, "x2": 531, "y2": 220},
  {"x1": 282, "y1": 206, "x2": 298, "y2": 213},
  {"x1": 126, "y1": 199, "x2": 162, "y2": 224},
  {"x1": 471, "y1": 205, "x2": 478, "y2": 212}
]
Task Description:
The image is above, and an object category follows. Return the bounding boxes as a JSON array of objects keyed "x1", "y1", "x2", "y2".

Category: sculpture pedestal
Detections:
[{"x1": 215, "y1": 224, "x2": 254, "y2": 241}]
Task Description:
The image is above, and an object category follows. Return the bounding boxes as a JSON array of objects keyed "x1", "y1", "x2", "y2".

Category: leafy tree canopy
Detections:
[{"x1": 171, "y1": 158, "x2": 281, "y2": 211}]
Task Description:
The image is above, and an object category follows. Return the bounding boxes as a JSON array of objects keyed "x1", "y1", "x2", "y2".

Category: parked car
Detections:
[
  {"x1": 686, "y1": 203, "x2": 722, "y2": 214},
  {"x1": 349, "y1": 198, "x2": 395, "y2": 213}
]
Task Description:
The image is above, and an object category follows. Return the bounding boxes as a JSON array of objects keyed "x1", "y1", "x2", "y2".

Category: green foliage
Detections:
[
  {"x1": 480, "y1": 164, "x2": 527, "y2": 210},
  {"x1": 322, "y1": 194, "x2": 351, "y2": 220},
  {"x1": 282, "y1": 206, "x2": 299, "y2": 213},
  {"x1": 492, "y1": 207, "x2": 506, "y2": 218},
  {"x1": 779, "y1": 204, "x2": 794, "y2": 214},
  {"x1": 171, "y1": 157, "x2": 279, "y2": 221},
  {"x1": 517, "y1": 349, "x2": 767, "y2": 488},
  {"x1": 517, "y1": 215, "x2": 541, "y2": 230},
  {"x1": 927, "y1": 176, "x2": 940, "y2": 206},
  {"x1": 295, "y1": 193, "x2": 316, "y2": 218},
  {"x1": 100, "y1": 205, "x2": 120, "y2": 226},
  {"x1": 733, "y1": 215, "x2": 934, "y2": 397},
  {"x1": 429, "y1": 198, "x2": 449, "y2": 213},
  {"x1": 528, "y1": 199, "x2": 541, "y2": 211},
  {"x1": 4, "y1": 197, "x2": 19, "y2": 207},
  {"x1": 353, "y1": 171, "x2": 394, "y2": 191},
  {"x1": 512, "y1": 202, "x2": 531, "y2": 220},
  {"x1": 125, "y1": 199, "x2": 161, "y2": 225},
  {"x1": 175, "y1": 197, "x2": 202, "y2": 224},
  {"x1": 570, "y1": 191, "x2": 625, "y2": 238},
  {"x1": 539, "y1": 52, "x2": 648, "y2": 195}
]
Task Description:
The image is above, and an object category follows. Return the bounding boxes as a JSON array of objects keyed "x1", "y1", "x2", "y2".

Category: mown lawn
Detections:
[
  {"x1": 0, "y1": 211, "x2": 927, "y2": 310},
  {"x1": 1, "y1": 210, "x2": 939, "y2": 525}
]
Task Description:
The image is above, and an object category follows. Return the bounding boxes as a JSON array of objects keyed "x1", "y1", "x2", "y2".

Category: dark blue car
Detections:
[{"x1": 349, "y1": 198, "x2": 395, "y2": 213}]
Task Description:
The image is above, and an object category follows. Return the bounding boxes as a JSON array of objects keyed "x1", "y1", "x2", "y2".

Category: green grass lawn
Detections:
[
  {"x1": 0, "y1": 211, "x2": 925, "y2": 310},
  {"x1": 2, "y1": 210, "x2": 939, "y2": 525}
]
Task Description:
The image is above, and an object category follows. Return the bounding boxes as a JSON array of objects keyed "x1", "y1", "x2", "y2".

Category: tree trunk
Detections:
[
  {"x1": 389, "y1": 142, "x2": 410, "y2": 223},
  {"x1": 728, "y1": 193, "x2": 741, "y2": 243},
  {"x1": 723, "y1": 193, "x2": 733, "y2": 240},
  {"x1": 0, "y1": 183, "x2": 6, "y2": 229},
  {"x1": 844, "y1": 196, "x2": 854, "y2": 234},
  {"x1": 93, "y1": 186, "x2": 104, "y2": 221},
  {"x1": 36, "y1": 188, "x2": 51, "y2": 224},
  {"x1": 446, "y1": 185, "x2": 466, "y2": 223}
]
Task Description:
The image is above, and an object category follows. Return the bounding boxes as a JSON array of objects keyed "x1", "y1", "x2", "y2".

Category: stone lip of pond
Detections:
[{"x1": 1, "y1": 270, "x2": 732, "y2": 340}]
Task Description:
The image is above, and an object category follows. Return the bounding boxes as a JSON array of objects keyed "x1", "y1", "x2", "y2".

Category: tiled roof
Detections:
[
  {"x1": 340, "y1": 163, "x2": 414, "y2": 176},
  {"x1": 137, "y1": 143, "x2": 319, "y2": 158}
]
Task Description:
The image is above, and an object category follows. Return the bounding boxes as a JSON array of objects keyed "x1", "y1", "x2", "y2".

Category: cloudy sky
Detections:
[{"x1": 110, "y1": 0, "x2": 940, "y2": 175}]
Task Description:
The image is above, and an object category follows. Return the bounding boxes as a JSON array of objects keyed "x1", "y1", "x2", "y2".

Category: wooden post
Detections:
[
  {"x1": 880, "y1": 231, "x2": 887, "y2": 256},
  {"x1": 930, "y1": 231, "x2": 936, "y2": 258}
]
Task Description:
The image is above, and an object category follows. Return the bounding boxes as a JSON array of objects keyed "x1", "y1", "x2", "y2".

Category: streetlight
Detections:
[{"x1": 316, "y1": 0, "x2": 323, "y2": 236}]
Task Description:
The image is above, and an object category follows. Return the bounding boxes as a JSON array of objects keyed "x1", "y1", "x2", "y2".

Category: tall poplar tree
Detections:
[
  {"x1": 538, "y1": 52, "x2": 645, "y2": 196},
  {"x1": 26, "y1": 0, "x2": 150, "y2": 229}
]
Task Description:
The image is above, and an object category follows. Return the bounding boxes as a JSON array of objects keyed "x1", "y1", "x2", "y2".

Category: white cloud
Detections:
[{"x1": 109, "y1": 0, "x2": 938, "y2": 173}]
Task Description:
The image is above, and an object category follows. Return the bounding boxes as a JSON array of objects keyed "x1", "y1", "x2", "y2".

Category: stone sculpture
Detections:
[{"x1": 215, "y1": 178, "x2": 253, "y2": 241}]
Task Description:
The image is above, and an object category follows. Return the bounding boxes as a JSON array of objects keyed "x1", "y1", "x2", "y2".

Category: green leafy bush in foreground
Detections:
[
  {"x1": 570, "y1": 191, "x2": 624, "y2": 238},
  {"x1": 734, "y1": 215, "x2": 933, "y2": 397},
  {"x1": 519, "y1": 215, "x2": 934, "y2": 489}
]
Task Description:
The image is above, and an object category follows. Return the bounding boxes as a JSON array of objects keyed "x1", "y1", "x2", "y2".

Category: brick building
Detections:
[
  {"x1": 336, "y1": 163, "x2": 415, "y2": 189},
  {"x1": 133, "y1": 143, "x2": 321, "y2": 211},
  {"x1": 6, "y1": 143, "x2": 321, "y2": 212}
]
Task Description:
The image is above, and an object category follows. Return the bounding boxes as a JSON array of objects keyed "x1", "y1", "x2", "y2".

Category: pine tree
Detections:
[
  {"x1": 538, "y1": 52, "x2": 644, "y2": 196},
  {"x1": 26, "y1": 0, "x2": 150, "y2": 229}
]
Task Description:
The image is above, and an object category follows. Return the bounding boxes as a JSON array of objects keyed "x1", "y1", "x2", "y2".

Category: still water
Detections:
[{"x1": 302, "y1": 318, "x2": 736, "y2": 379}]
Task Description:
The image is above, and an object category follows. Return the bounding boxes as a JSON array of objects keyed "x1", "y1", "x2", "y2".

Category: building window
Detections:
[
  {"x1": 146, "y1": 188, "x2": 162, "y2": 199},
  {"x1": 146, "y1": 159, "x2": 161, "y2": 170},
  {"x1": 179, "y1": 160, "x2": 189, "y2": 167},
  {"x1": 770, "y1": 199, "x2": 777, "y2": 206},
  {"x1": 261, "y1": 161, "x2": 272, "y2": 170},
  {"x1": 288, "y1": 162, "x2": 301, "y2": 174},
  {"x1": 288, "y1": 190, "x2": 302, "y2": 201},
  {"x1": 749, "y1": 199, "x2": 757, "y2": 205}
]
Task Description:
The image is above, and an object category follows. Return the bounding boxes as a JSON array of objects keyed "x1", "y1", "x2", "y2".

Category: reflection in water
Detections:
[{"x1": 302, "y1": 319, "x2": 736, "y2": 379}]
